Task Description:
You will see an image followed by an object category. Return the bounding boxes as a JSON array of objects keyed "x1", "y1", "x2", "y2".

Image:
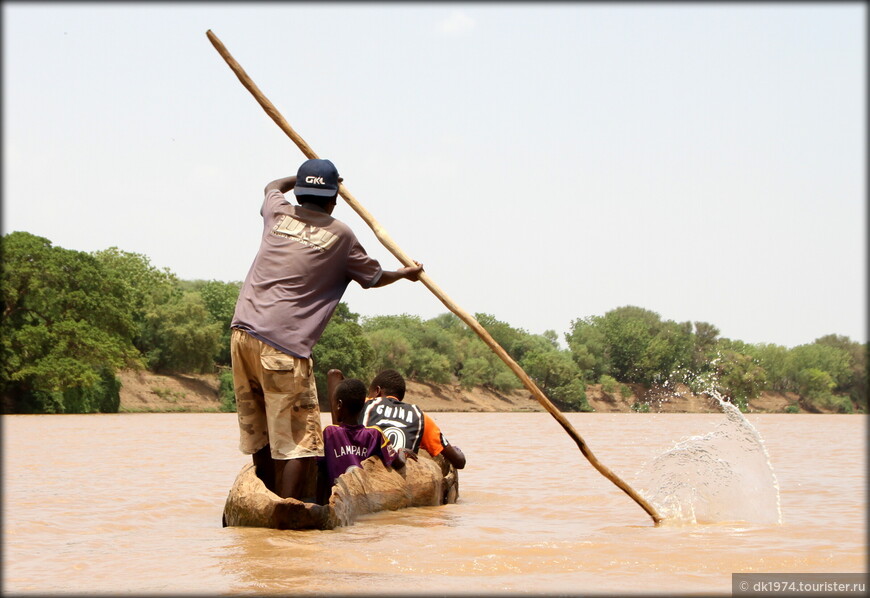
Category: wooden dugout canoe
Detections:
[{"x1": 222, "y1": 450, "x2": 459, "y2": 530}]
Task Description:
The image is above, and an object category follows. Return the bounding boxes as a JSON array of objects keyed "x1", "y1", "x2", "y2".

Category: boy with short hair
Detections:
[
  {"x1": 318, "y1": 377, "x2": 415, "y2": 500},
  {"x1": 362, "y1": 369, "x2": 466, "y2": 470}
]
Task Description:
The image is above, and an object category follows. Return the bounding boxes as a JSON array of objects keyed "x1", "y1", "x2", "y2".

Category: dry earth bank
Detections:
[{"x1": 118, "y1": 370, "x2": 812, "y2": 414}]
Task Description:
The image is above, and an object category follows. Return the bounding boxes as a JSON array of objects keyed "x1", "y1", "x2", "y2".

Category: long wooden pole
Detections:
[{"x1": 206, "y1": 30, "x2": 662, "y2": 525}]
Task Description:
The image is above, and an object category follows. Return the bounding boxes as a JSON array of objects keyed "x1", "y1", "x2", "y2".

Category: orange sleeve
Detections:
[{"x1": 420, "y1": 414, "x2": 444, "y2": 457}]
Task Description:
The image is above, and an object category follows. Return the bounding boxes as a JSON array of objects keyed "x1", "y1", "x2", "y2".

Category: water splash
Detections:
[{"x1": 634, "y1": 381, "x2": 782, "y2": 525}]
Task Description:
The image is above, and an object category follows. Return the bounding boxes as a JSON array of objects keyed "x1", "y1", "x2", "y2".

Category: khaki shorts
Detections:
[{"x1": 230, "y1": 329, "x2": 323, "y2": 460}]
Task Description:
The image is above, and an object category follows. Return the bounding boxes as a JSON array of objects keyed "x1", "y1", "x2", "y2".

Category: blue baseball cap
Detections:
[{"x1": 294, "y1": 159, "x2": 340, "y2": 197}]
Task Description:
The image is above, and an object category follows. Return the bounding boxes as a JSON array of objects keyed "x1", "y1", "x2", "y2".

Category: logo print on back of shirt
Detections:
[
  {"x1": 382, "y1": 427, "x2": 407, "y2": 451},
  {"x1": 272, "y1": 215, "x2": 339, "y2": 251}
]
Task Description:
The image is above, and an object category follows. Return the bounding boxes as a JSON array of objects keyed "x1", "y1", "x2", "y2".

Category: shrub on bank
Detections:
[{"x1": 219, "y1": 369, "x2": 236, "y2": 413}]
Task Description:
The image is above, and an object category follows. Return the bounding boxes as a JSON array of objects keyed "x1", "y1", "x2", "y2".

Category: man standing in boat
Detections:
[{"x1": 230, "y1": 159, "x2": 423, "y2": 500}]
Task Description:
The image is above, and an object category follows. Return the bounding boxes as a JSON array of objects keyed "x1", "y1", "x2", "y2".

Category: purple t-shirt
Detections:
[
  {"x1": 321, "y1": 424, "x2": 399, "y2": 485},
  {"x1": 231, "y1": 189, "x2": 383, "y2": 358}
]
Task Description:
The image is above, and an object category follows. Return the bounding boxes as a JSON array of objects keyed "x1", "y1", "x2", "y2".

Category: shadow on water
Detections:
[{"x1": 634, "y1": 389, "x2": 782, "y2": 526}]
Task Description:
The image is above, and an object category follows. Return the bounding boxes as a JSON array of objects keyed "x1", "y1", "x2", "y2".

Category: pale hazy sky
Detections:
[{"x1": 3, "y1": 2, "x2": 866, "y2": 349}]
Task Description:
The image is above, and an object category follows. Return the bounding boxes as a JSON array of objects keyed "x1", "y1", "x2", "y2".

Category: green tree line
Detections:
[{"x1": 2, "y1": 232, "x2": 866, "y2": 414}]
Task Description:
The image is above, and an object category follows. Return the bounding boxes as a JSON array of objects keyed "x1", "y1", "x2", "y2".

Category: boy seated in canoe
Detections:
[
  {"x1": 361, "y1": 369, "x2": 466, "y2": 470},
  {"x1": 317, "y1": 376, "x2": 416, "y2": 502}
]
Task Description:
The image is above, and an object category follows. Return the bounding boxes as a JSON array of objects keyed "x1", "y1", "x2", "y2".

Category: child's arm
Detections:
[
  {"x1": 374, "y1": 431, "x2": 417, "y2": 470},
  {"x1": 441, "y1": 445, "x2": 466, "y2": 470},
  {"x1": 421, "y1": 414, "x2": 467, "y2": 469},
  {"x1": 326, "y1": 369, "x2": 345, "y2": 425},
  {"x1": 392, "y1": 447, "x2": 418, "y2": 469}
]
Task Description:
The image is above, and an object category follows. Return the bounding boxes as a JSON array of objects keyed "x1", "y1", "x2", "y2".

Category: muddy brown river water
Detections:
[{"x1": 2, "y1": 412, "x2": 865, "y2": 594}]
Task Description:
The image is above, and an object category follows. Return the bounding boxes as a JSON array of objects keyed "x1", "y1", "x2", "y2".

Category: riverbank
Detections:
[{"x1": 117, "y1": 370, "x2": 818, "y2": 414}]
